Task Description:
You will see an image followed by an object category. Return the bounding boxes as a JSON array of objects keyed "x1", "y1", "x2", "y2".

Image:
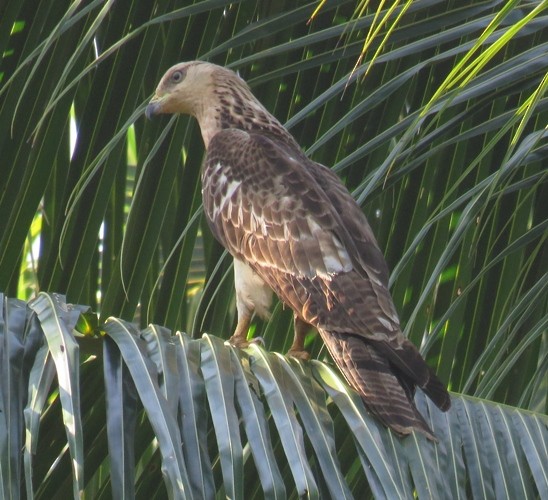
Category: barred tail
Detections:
[{"x1": 321, "y1": 330, "x2": 449, "y2": 440}]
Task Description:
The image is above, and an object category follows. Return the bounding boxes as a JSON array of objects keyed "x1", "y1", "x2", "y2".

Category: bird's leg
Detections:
[
  {"x1": 229, "y1": 309, "x2": 253, "y2": 348},
  {"x1": 286, "y1": 315, "x2": 311, "y2": 361}
]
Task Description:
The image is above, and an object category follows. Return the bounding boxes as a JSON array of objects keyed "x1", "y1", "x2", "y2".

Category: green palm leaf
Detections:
[{"x1": 1, "y1": 293, "x2": 547, "y2": 498}]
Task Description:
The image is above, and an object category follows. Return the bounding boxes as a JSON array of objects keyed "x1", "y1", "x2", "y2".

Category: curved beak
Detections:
[{"x1": 145, "y1": 95, "x2": 163, "y2": 119}]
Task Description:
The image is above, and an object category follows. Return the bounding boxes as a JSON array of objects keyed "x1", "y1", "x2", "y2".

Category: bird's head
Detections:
[
  {"x1": 146, "y1": 61, "x2": 220, "y2": 119},
  {"x1": 146, "y1": 60, "x2": 290, "y2": 148}
]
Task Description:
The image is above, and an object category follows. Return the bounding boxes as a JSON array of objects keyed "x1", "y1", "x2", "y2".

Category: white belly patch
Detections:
[{"x1": 233, "y1": 259, "x2": 273, "y2": 319}]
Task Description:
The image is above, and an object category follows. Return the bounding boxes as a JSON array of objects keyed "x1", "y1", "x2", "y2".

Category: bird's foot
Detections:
[
  {"x1": 228, "y1": 335, "x2": 264, "y2": 349},
  {"x1": 286, "y1": 348, "x2": 310, "y2": 361}
]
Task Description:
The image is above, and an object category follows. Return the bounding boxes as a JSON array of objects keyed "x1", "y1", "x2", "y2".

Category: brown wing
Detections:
[
  {"x1": 203, "y1": 129, "x2": 390, "y2": 329},
  {"x1": 202, "y1": 128, "x2": 450, "y2": 436},
  {"x1": 304, "y1": 159, "x2": 450, "y2": 410}
]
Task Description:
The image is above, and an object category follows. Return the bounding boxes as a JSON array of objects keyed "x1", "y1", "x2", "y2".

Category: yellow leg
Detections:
[
  {"x1": 229, "y1": 311, "x2": 252, "y2": 348},
  {"x1": 287, "y1": 315, "x2": 311, "y2": 361}
]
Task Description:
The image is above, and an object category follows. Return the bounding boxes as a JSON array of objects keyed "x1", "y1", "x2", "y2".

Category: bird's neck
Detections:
[{"x1": 196, "y1": 83, "x2": 300, "y2": 152}]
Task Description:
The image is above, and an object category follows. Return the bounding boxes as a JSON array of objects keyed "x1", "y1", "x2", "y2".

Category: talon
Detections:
[
  {"x1": 287, "y1": 349, "x2": 310, "y2": 361},
  {"x1": 228, "y1": 334, "x2": 264, "y2": 349},
  {"x1": 229, "y1": 334, "x2": 251, "y2": 348}
]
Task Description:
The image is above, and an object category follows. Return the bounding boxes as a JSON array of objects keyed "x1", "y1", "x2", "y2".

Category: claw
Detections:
[
  {"x1": 287, "y1": 348, "x2": 310, "y2": 361},
  {"x1": 228, "y1": 334, "x2": 264, "y2": 348}
]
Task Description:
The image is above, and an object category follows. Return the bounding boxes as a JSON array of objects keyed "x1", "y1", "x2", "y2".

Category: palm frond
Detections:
[{"x1": 1, "y1": 293, "x2": 546, "y2": 498}]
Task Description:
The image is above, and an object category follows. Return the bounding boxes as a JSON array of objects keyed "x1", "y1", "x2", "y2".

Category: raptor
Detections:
[{"x1": 146, "y1": 61, "x2": 450, "y2": 439}]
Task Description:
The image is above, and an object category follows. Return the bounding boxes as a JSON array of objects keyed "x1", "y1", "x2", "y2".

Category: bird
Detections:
[{"x1": 146, "y1": 61, "x2": 451, "y2": 439}]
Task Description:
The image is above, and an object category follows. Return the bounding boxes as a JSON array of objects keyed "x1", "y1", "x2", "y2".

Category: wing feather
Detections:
[
  {"x1": 204, "y1": 129, "x2": 396, "y2": 339},
  {"x1": 202, "y1": 128, "x2": 451, "y2": 428}
]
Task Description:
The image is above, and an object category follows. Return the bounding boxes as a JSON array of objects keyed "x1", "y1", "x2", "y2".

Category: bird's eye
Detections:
[{"x1": 171, "y1": 70, "x2": 184, "y2": 83}]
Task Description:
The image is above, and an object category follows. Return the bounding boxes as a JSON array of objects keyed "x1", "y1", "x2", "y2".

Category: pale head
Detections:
[
  {"x1": 145, "y1": 61, "x2": 224, "y2": 118},
  {"x1": 145, "y1": 61, "x2": 292, "y2": 148}
]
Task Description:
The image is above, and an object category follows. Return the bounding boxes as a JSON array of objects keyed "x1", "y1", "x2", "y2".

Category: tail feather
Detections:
[
  {"x1": 375, "y1": 338, "x2": 451, "y2": 412},
  {"x1": 423, "y1": 366, "x2": 451, "y2": 411},
  {"x1": 321, "y1": 330, "x2": 449, "y2": 440}
]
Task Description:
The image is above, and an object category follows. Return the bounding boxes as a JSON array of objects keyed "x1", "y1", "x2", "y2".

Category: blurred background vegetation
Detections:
[{"x1": 0, "y1": 0, "x2": 546, "y2": 497}]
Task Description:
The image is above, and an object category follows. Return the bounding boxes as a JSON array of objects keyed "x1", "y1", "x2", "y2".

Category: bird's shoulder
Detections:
[
  {"x1": 205, "y1": 128, "x2": 307, "y2": 180},
  {"x1": 204, "y1": 128, "x2": 334, "y2": 223}
]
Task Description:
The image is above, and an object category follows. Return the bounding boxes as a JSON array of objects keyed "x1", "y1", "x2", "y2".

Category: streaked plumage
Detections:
[{"x1": 146, "y1": 61, "x2": 451, "y2": 439}]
